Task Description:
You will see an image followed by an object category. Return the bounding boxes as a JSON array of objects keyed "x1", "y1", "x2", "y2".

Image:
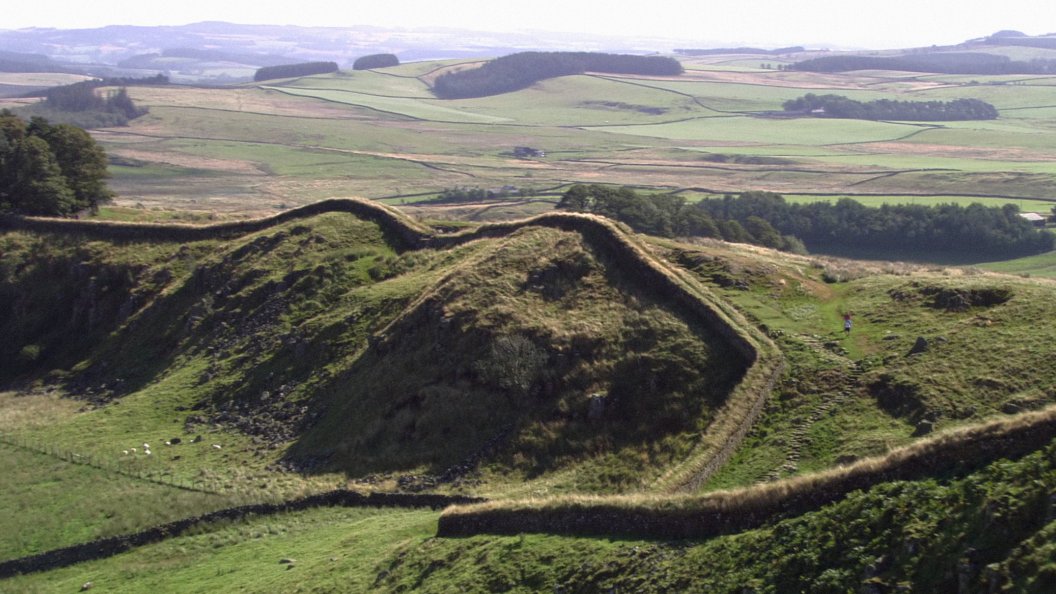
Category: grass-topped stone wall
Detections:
[{"x1": 438, "y1": 405, "x2": 1056, "y2": 540}]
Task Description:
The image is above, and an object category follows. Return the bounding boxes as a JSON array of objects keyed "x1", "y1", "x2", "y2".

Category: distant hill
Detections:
[
  {"x1": 791, "y1": 51, "x2": 1056, "y2": 74},
  {"x1": 675, "y1": 46, "x2": 804, "y2": 56},
  {"x1": 0, "y1": 50, "x2": 66, "y2": 73},
  {"x1": 0, "y1": 22, "x2": 684, "y2": 84},
  {"x1": 118, "y1": 48, "x2": 294, "y2": 69}
]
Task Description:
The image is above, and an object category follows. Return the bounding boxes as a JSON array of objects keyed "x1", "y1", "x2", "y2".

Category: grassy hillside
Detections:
[
  {"x1": 0, "y1": 204, "x2": 749, "y2": 501},
  {"x1": 5, "y1": 43, "x2": 1056, "y2": 588},
  {"x1": 6, "y1": 429, "x2": 1055, "y2": 592},
  {"x1": 3, "y1": 201, "x2": 1056, "y2": 591},
  {"x1": 648, "y1": 238, "x2": 1056, "y2": 487}
]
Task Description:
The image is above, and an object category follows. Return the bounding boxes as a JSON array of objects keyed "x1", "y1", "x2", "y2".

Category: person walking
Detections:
[{"x1": 843, "y1": 312, "x2": 853, "y2": 335}]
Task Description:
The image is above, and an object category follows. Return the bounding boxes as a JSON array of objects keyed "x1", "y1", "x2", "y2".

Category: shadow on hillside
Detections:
[{"x1": 279, "y1": 240, "x2": 749, "y2": 491}]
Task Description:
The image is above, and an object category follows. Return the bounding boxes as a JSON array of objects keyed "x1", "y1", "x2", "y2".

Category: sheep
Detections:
[
  {"x1": 122, "y1": 450, "x2": 129, "y2": 455},
  {"x1": 142, "y1": 443, "x2": 150, "y2": 449},
  {"x1": 130, "y1": 447, "x2": 137, "y2": 453},
  {"x1": 144, "y1": 449, "x2": 152, "y2": 456},
  {"x1": 212, "y1": 444, "x2": 222, "y2": 450}
]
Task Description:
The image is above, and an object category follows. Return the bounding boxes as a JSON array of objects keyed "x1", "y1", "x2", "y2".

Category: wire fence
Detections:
[{"x1": 0, "y1": 433, "x2": 220, "y2": 494}]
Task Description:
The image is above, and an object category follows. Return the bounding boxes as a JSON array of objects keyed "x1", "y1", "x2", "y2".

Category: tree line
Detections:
[
  {"x1": 353, "y1": 54, "x2": 400, "y2": 70},
  {"x1": 556, "y1": 185, "x2": 1054, "y2": 259},
  {"x1": 40, "y1": 82, "x2": 148, "y2": 121},
  {"x1": 254, "y1": 62, "x2": 339, "y2": 82},
  {"x1": 791, "y1": 52, "x2": 1056, "y2": 75},
  {"x1": 0, "y1": 51, "x2": 62, "y2": 73},
  {"x1": 557, "y1": 185, "x2": 805, "y2": 252},
  {"x1": 432, "y1": 52, "x2": 683, "y2": 99},
  {"x1": 782, "y1": 93, "x2": 998, "y2": 121},
  {"x1": 0, "y1": 111, "x2": 113, "y2": 216},
  {"x1": 434, "y1": 186, "x2": 534, "y2": 203}
]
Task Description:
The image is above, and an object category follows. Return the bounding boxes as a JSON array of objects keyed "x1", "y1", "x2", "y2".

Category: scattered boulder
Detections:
[
  {"x1": 913, "y1": 419, "x2": 934, "y2": 436},
  {"x1": 924, "y1": 286, "x2": 1013, "y2": 311},
  {"x1": 908, "y1": 337, "x2": 929, "y2": 356}
]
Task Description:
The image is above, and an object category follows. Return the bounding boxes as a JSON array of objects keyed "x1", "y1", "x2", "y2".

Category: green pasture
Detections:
[
  {"x1": 592, "y1": 115, "x2": 925, "y2": 145},
  {"x1": 916, "y1": 73, "x2": 1056, "y2": 85},
  {"x1": 137, "y1": 107, "x2": 449, "y2": 153},
  {"x1": 910, "y1": 82, "x2": 1056, "y2": 109},
  {"x1": 905, "y1": 124, "x2": 1056, "y2": 152},
  {"x1": 679, "y1": 145, "x2": 847, "y2": 157},
  {"x1": 803, "y1": 152, "x2": 1056, "y2": 174},
  {"x1": 0, "y1": 443, "x2": 238, "y2": 559},
  {"x1": 979, "y1": 250, "x2": 1056, "y2": 277},
  {"x1": 262, "y1": 86, "x2": 509, "y2": 123},
  {"x1": 451, "y1": 75, "x2": 703, "y2": 125},
  {"x1": 781, "y1": 194, "x2": 1056, "y2": 211},
  {"x1": 278, "y1": 71, "x2": 433, "y2": 98},
  {"x1": 379, "y1": 58, "x2": 484, "y2": 78},
  {"x1": 611, "y1": 78, "x2": 878, "y2": 112},
  {"x1": 1001, "y1": 106, "x2": 1056, "y2": 120},
  {"x1": 2, "y1": 506, "x2": 438, "y2": 593},
  {"x1": 159, "y1": 138, "x2": 435, "y2": 180}
]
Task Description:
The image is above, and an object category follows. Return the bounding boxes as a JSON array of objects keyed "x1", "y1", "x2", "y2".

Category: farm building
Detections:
[{"x1": 1019, "y1": 212, "x2": 1047, "y2": 227}]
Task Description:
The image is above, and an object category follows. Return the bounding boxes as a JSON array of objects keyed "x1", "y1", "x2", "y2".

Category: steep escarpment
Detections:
[{"x1": 1, "y1": 201, "x2": 759, "y2": 493}]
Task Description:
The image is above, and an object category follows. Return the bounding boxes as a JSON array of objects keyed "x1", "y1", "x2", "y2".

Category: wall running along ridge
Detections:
[
  {"x1": 1, "y1": 199, "x2": 790, "y2": 545},
  {"x1": 1, "y1": 200, "x2": 782, "y2": 493}
]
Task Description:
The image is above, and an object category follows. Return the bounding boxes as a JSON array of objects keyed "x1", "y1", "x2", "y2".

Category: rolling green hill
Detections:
[
  {"x1": 4, "y1": 43, "x2": 1056, "y2": 592},
  {"x1": 3, "y1": 199, "x2": 1056, "y2": 592}
]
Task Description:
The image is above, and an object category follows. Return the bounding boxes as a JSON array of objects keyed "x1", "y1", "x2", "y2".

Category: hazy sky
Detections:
[{"x1": 6, "y1": 0, "x2": 1056, "y2": 49}]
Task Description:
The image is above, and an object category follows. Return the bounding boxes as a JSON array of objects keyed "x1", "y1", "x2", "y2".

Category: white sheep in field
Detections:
[
  {"x1": 144, "y1": 449, "x2": 152, "y2": 455},
  {"x1": 130, "y1": 448, "x2": 137, "y2": 453},
  {"x1": 212, "y1": 444, "x2": 222, "y2": 450},
  {"x1": 122, "y1": 450, "x2": 129, "y2": 455},
  {"x1": 143, "y1": 443, "x2": 150, "y2": 449}
]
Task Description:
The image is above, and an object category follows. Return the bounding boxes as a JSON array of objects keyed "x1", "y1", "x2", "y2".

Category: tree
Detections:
[
  {"x1": 0, "y1": 112, "x2": 113, "y2": 216},
  {"x1": 30, "y1": 118, "x2": 113, "y2": 209},
  {"x1": 5, "y1": 135, "x2": 76, "y2": 216}
]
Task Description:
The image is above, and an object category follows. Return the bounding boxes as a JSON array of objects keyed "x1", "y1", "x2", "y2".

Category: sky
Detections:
[{"x1": 6, "y1": 0, "x2": 1056, "y2": 49}]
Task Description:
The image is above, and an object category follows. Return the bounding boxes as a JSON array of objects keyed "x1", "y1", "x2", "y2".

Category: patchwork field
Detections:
[{"x1": 30, "y1": 51, "x2": 1042, "y2": 227}]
